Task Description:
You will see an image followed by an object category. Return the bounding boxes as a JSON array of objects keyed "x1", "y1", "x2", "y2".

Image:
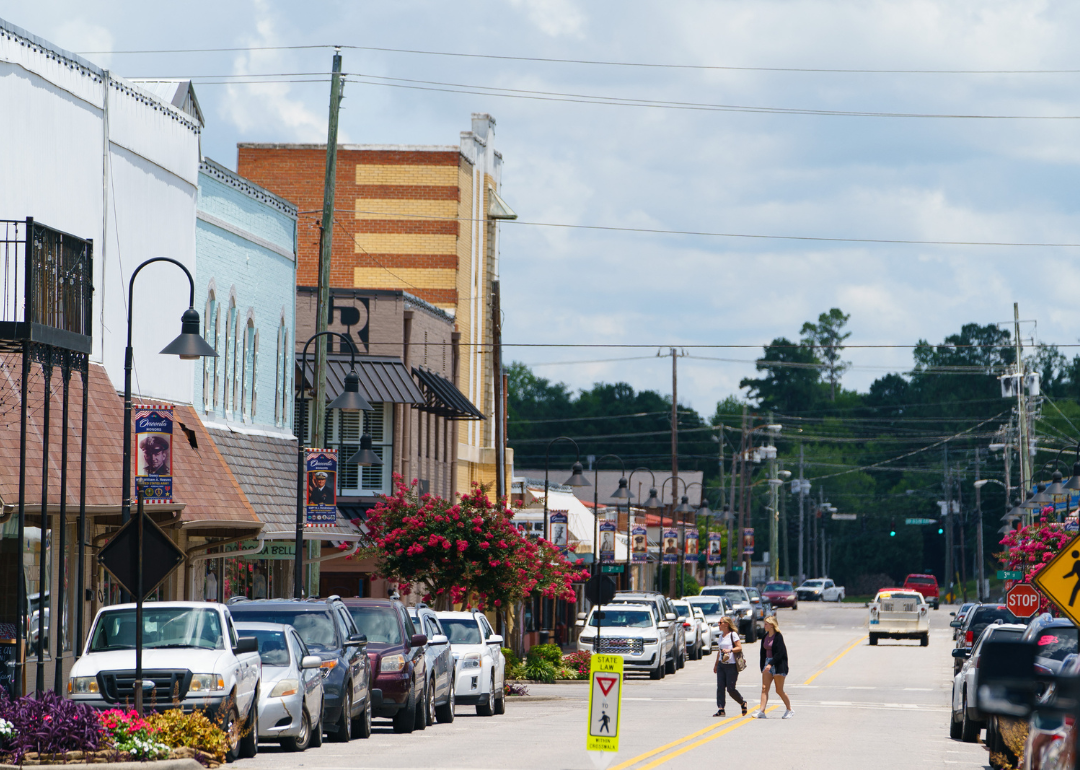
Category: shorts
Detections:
[{"x1": 765, "y1": 663, "x2": 789, "y2": 677}]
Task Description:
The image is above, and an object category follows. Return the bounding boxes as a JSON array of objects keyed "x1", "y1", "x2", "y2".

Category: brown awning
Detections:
[
  {"x1": 413, "y1": 366, "x2": 484, "y2": 420},
  {"x1": 296, "y1": 355, "x2": 424, "y2": 405}
]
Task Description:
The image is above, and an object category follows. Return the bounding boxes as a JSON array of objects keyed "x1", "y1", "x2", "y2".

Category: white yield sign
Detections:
[{"x1": 587, "y1": 654, "x2": 623, "y2": 754}]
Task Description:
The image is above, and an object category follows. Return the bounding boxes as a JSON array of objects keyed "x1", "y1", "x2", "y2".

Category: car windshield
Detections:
[
  {"x1": 802, "y1": 581, "x2": 823, "y2": 587},
  {"x1": 441, "y1": 618, "x2": 483, "y2": 644},
  {"x1": 674, "y1": 605, "x2": 691, "y2": 618},
  {"x1": 89, "y1": 608, "x2": 223, "y2": 652},
  {"x1": 591, "y1": 610, "x2": 653, "y2": 628},
  {"x1": 703, "y1": 588, "x2": 747, "y2": 602},
  {"x1": 688, "y1": 599, "x2": 722, "y2": 615},
  {"x1": 765, "y1": 583, "x2": 792, "y2": 592},
  {"x1": 242, "y1": 628, "x2": 291, "y2": 667},
  {"x1": 1036, "y1": 628, "x2": 1079, "y2": 662},
  {"x1": 906, "y1": 576, "x2": 936, "y2": 584},
  {"x1": 228, "y1": 609, "x2": 337, "y2": 651},
  {"x1": 347, "y1": 606, "x2": 403, "y2": 645}
]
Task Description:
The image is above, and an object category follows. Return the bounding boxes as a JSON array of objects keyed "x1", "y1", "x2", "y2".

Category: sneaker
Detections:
[
  {"x1": 752, "y1": 711, "x2": 767, "y2": 719},
  {"x1": 782, "y1": 710, "x2": 794, "y2": 719}
]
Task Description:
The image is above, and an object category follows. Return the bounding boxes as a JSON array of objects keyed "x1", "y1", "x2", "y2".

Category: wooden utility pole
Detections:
[
  {"x1": 975, "y1": 447, "x2": 985, "y2": 602},
  {"x1": 312, "y1": 49, "x2": 344, "y2": 450},
  {"x1": 1013, "y1": 303, "x2": 1030, "y2": 522},
  {"x1": 670, "y1": 348, "x2": 679, "y2": 598},
  {"x1": 738, "y1": 406, "x2": 749, "y2": 586},
  {"x1": 492, "y1": 281, "x2": 505, "y2": 500}
]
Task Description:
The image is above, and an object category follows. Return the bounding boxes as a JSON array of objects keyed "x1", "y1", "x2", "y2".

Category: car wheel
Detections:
[
  {"x1": 793, "y1": 603, "x2": 798, "y2": 610},
  {"x1": 393, "y1": 694, "x2": 417, "y2": 732},
  {"x1": 310, "y1": 699, "x2": 323, "y2": 748},
  {"x1": 744, "y1": 623, "x2": 756, "y2": 644},
  {"x1": 239, "y1": 699, "x2": 259, "y2": 759},
  {"x1": 353, "y1": 694, "x2": 372, "y2": 739},
  {"x1": 869, "y1": 633, "x2": 878, "y2": 646},
  {"x1": 664, "y1": 655, "x2": 676, "y2": 675},
  {"x1": 649, "y1": 661, "x2": 663, "y2": 680},
  {"x1": 281, "y1": 709, "x2": 311, "y2": 753},
  {"x1": 223, "y1": 706, "x2": 241, "y2": 763},
  {"x1": 425, "y1": 679, "x2": 436, "y2": 726},
  {"x1": 949, "y1": 706, "x2": 963, "y2": 740},
  {"x1": 435, "y1": 677, "x2": 456, "y2": 723},
  {"x1": 415, "y1": 686, "x2": 428, "y2": 731},
  {"x1": 960, "y1": 695, "x2": 980, "y2": 743},
  {"x1": 494, "y1": 683, "x2": 505, "y2": 715},
  {"x1": 332, "y1": 689, "x2": 352, "y2": 742},
  {"x1": 476, "y1": 674, "x2": 495, "y2": 716},
  {"x1": 920, "y1": 634, "x2": 929, "y2": 647}
]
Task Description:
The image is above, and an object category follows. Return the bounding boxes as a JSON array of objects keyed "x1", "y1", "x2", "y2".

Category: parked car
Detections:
[
  {"x1": 868, "y1": 589, "x2": 930, "y2": 647},
  {"x1": 949, "y1": 603, "x2": 979, "y2": 641},
  {"x1": 227, "y1": 597, "x2": 372, "y2": 741},
  {"x1": 746, "y1": 587, "x2": 771, "y2": 634},
  {"x1": 903, "y1": 573, "x2": 941, "y2": 609},
  {"x1": 69, "y1": 602, "x2": 262, "y2": 761},
  {"x1": 576, "y1": 603, "x2": 667, "y2": 679},
  {"x1": 342, "y1": 599, "x2": 428, "y2": 733},
  {"x1": 685, "y1": 595, "x2": 732, "y2": 646},
  {"x1": 437, "y1": 610, "x2": 506, "y2": 716},
  {"x1": 407, "y1": 605, "x2": 456, "y2": 724},
  {"x1": 612, "y1": 591, "x2": 685, "y2": 672},
  {"x1": 700, "y1": 586, "x2": 757, "y2": 642},
  {"x1": 950, "y1": 622, "x2": 1027, "y2": 742},
  {"x1": 1023, "y1": 614, "x2": 1079, "y2": 679},
  {"x1": 1022, "y1": 652, "x2": 1080, "y2": 770},
  {"x1": 762, "y1": 581, "x2": 798, "y2": 610},
  {"x1": 952, "y1": 603, "x2": 1019, "y2": 674},
  {"x1": 692, "y1": 607, "x2": 713, "y2": 655},
  {"x1": 672, "y1": 600, "x2": 706, "y2": 660},
  {"x1": 796, "y1": 578, "x2": 845, "y2": 602},
  {"x1": 236, "y1": 621, "x2": 324, "y2": 752}
]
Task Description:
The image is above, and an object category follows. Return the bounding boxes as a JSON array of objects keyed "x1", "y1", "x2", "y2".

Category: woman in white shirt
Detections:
[{"x1": 712, "y1": 616, "x2": 747, "y2": 717}]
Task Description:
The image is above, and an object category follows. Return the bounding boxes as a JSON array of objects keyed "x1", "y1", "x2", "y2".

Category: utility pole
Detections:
[
  {"x1": 1014, "y1": 303, "x2": 1030, "y2": 524},
  {"x1": 780, "y1": 465, "x2": 789, "y2": 581},
  {"x1": 767, "y1": 418, "x2": 779, "y2": 581},
  {"x1": 798, "y1": 445, "x2": 805, "y2": 584},
  {"x1": 492, "y1": 280, "x2": 505, "y2": 500},
  {"x1": 670, "y1": 348, "x2": 679, "y2": 598},
  {"x1": 975, "y1": 447, "x2": 985, "y2": 602},
  {"x1": 727, "y1": 425, "x2": 739, "y2": 575},
  {"x1": 737, "y1": 406, "x2": 748, "y2": 586},
  {"x1": 944, "y1": 444, "x2": 953, "y2": 602},
  {"x1": 312, "y1": 49, "x2": 344, "y2": 450}
]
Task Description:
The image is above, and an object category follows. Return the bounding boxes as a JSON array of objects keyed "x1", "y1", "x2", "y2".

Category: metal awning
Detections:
[
  {"x1": 413, "y1": 367, "x2": 484, "y2": 420},
  {"x1": 297, "y1": 355, "x2": 424, "y2": 404}
]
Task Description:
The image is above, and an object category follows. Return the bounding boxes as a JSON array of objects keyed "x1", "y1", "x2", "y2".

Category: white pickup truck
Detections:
[
  {"x1": 795, "y1": 578, "x2": 846, "y2": 602},
  {"x1": 68, "y1": 602, "x2": 262, "y2": 761},
  {"x1": 868, "y1": 589, "x2": 929, "y2": 647}
]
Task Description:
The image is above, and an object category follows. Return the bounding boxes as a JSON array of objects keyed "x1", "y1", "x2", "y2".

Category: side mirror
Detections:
[
  {"x1": 234, "y1": 636, "x2": 258, "y2": 654},
  {"x1": 665, "y1": 613, "x2": 677, "y2": 621},
  {"x1": 574, "y1": 619, "x2": 585, "y2": 628},
  {"x1": 301, "y1": 655, "x2": 322, "y2": 670},
  {"x1": 409, "y1": 634, "x2": 428, "y2": 648},
  {"x1": 949, "y1": 620, "x2": 962, "y2": 628},
  {"x1": 429, "y1": 634, "x2": 449, "y2": 646},
  {"x1": 952, "y1": 648, "x2": 970, "y2": 659},
  {"x1": 487, "y1": 634, "x2": 504, "y2": 646},
  {"x1": 348, "y1": 633, "x2": 368, "y2": 646},
  {"x1": 949, "y1": 612, "x2": 956, "y2": 617},
  {"x1": 976, "y1": 639, "x2": 1038, "y2": 718}
]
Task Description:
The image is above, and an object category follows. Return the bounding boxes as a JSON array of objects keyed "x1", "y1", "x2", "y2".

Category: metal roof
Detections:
[
  {"x1": 296, "y1": 355, "x2": 424, "y2": 405},
  {"x1": 413, "y1": 367, "x2": 484, "y2": 420}
]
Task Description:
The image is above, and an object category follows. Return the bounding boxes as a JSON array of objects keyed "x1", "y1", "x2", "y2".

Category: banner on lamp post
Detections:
[
  {"x1": 549, "y1": 510, "x2": 569, "y2": 554},
  {"x1": 707, "y1": 532, "x2": 723, "y2": 564},
  {"x1": 134, "y1": 404, "x2": 174, "y2": 504},
  {"x1": 743, "y1": 527, "x2": 755, "y2": 556},
  {"x1": 599, "y1": 520, "x2": 617, "y2": 563},
  {"x1": 684, "y1": 528, "x2": 699, "y2": 558},
  {"x1": 662, "y1": 529, "x2": 679, "y2": 563},
  {"x1": 305, "y1": 449, "x2": 338, "y2": 527},
  {"x1": 631, "y1": 526, "x2": 648, "y2": 563}
]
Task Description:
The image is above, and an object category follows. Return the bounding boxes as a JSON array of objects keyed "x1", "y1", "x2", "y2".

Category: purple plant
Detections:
[
  {"x1": 0, "y1": 690, "x2": 101, "y2": 763},
  {"x1": 505, "y1": 681, "x2": 530, "y2": 697}
]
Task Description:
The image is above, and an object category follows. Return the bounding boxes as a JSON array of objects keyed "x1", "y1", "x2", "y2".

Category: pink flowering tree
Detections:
[
  {"x1": 997, "y1": 506, "x2": 1072, "y2": 615},
  {"x1": 364, "y1": 475, "x2": 589, "y2": 612}
]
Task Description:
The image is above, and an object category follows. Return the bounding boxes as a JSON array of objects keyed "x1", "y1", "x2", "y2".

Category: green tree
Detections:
[
  {"x1": 739, "y1": 337, "x2": 823, "y2": 414},
  {"x1": 801, "y1": 308, "x2": 851, "y2": 401}
]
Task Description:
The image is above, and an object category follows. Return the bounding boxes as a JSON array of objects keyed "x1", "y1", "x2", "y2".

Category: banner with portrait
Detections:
[
  {"x1": 134, "y1": 404, "x2": 173, "y2": 503},
  {"x1": 707, "y1": 532, "x2": 723, "y2": 564},
  {"x1": 684, "y1": 527, "x2": 699, "y2": 558},
  {"x1": 549, "y1": 510, "x2": 569, "y2": 554},
  {"x1": 743, "y1": 527, "x2": 755, "y2": 555},
  {"x1": 662, "y1": 529, "x2": 679, "y2": 563},
  {"x1": 599, "y1": 520, "x2": 617, "y2": 563},
  {"x1": 305, "y1": 449, "x2": 338, "y2": 527},
  {"x1": 631, "y1": 526, "x2": 648, "y2": 563}
]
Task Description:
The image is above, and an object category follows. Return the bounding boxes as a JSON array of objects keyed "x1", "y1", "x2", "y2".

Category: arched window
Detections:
[
  {"x1": 231, "y1": 309, "x2": 241, "y2": 414},
  {"x1": 274, "y1": 320, "x2": 287, "y2": 426},
  {"x1": 280, "y1": 325, "x2": 291, "y2": 428},
  {"x1": 203, "y1": 289, "x2": 216, "y2": 413},
  {"x1": 241, "y1": 316, "x2": 255, "y2": 421},
  {"x1": 212, "y1": 304, "x2": 221, "y2": 409},
  {"x1": 224, "y1": 299, "x2": 237, "y2": 417}
]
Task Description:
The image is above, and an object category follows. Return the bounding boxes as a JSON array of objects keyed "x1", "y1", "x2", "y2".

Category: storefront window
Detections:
[{"x1": 322, "y1": 404, "x2": 393, "y2": 495}]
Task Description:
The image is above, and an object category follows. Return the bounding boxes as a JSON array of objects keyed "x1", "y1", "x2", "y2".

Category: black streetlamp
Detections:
[
  {"x1": 627, "y1": 468, "x2": 658, "y2": 590},
  {"x1": 673, "y1": 488, "x2": 698, "y2": 599},
  {"x1": 659, "y1": 476, "x2": 688, "y2": 597},
  {"x1": 591, "y1": 455, "x2": 628, "y2": 571},
  {"x1": 294, "y1": 331, "x2": 381, "y2": 599},
  {"x1": 542, "y1": 436, "x2": 590, "y2": 541}
]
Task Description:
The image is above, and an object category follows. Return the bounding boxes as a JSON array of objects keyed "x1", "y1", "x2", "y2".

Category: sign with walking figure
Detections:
[
  {"x1": 1031, "y1": 533, "x2": 1080, "y2": 626},
  {"x1": 586, "y1": 653, "x2": 623, "y2": 753}
]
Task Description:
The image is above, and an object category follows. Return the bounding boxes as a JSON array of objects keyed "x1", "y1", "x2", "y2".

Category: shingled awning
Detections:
[
  {"x1": 296, "y1": 355, "x2": 424, "y2": 404},
  {"x1": 413, "y1": 367, "x2": 484, "y2": 420}
]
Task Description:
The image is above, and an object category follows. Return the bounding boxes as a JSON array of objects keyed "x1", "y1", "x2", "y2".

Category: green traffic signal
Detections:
[{"x1": 938, "y1": 528, "x2": 944, "y2": 534}]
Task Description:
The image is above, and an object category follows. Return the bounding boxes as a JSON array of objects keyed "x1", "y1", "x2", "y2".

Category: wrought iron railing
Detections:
[{"x1": 0, "y1": 218, "x2": 93, "y2": 352}]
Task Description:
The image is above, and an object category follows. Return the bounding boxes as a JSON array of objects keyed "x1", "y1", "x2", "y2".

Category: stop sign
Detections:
[{"x1": 1007, "y1": 584, "x2": 1041, "y2": 618}]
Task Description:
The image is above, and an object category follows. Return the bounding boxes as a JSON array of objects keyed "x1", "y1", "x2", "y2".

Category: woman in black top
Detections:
[{"x1": 754, "y1": 615, "x2": 793, "y2": 719}]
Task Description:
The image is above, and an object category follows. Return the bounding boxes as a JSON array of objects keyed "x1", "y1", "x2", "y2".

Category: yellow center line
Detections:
[
  {"x1": 634, "y1": 705, "x2": 783, "y2": 770},
  {"x1": 608, "y1": 718, "x2": 739, "y2": 770},
  {"x1": 802, "y1": 634, "x2": 867, "y2": 685}
]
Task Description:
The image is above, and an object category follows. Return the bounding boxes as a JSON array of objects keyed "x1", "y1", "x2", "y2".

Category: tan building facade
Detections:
[{"x1": 238, "y1": 113, "x2": 512, "y2": 497}]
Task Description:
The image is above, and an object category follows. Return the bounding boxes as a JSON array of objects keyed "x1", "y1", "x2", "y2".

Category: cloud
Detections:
[
  {"x1": 508, "y1": 0, "x2": 587, "y2": 38},
  {"x1": 52, "y1": 19, "x2": 113, "y2": 69}
]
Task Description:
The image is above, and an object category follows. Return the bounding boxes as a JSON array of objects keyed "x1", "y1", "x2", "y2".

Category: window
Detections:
[
  {"x1": 224, "y1": 299, "x2": 237, "y2": 417},
  {"x1": 212, "y1": 304, "x2": 221, "y2": 410},
  {"x1": 231, "y1": 310, "x2": 241, "y2": 414},
  {"x1": 203, "y1": 290, "x2": 216, "y2": 413},
  {"x1": 241, "y1": 318, "x2": 255, "y2": 422},
  {"x1": 275, "y1": 322, "x2": 285, "y2": 426},
  {"x1": 323, "y1": 403, "x2": 394, "y2": 494}
]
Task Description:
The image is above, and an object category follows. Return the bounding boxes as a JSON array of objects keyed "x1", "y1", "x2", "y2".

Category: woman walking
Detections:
[
  {"x1": 712, "y1": 616, "x2": 748, "y2": 717},
  {"x1": 754, "y1": 615, "x2": 793, "y2": 719}
]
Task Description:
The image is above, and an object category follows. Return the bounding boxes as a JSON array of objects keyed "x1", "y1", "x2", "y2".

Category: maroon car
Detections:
[{"x1": 762, "y1": 581, "x2": 798, "y2": 609}]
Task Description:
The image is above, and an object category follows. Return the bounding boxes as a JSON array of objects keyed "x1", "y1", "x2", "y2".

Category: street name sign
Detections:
[
  {"x1": 1032, "y1": 534, "x2": 1080, "y2": 625},
  {"x1": 905, "y1": 518, "x2": 935, "y2": 525},
  {"x1": 600, "y1": 564, "x2": 624, "y2": 574},
  {"x1": 831, "y1": 513, "x2": 857, "y2": 521},
  {"x1": 998, "y1": 570, "x2": 1023, "y2": 580},
  {"x1": 587, "y1": 653, "x2": 623, "y2": 754},
  {"x1": 1006, "y1": 584, "x2": 1041, "y2": 619}
]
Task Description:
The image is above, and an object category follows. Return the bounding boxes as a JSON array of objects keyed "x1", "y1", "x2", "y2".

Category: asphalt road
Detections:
[{"x1": 241, "y1": 601, "x2": 988, "y2": 770}]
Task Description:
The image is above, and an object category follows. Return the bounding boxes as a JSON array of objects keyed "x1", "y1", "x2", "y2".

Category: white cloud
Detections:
[{"x1": 508, "y1": 0, "x2": 587, "y2": 38}]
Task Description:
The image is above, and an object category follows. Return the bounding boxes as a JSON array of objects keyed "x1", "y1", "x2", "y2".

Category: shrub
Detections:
[
  {"x1": 0, "y1": 690, "x2": 101, "y2": 764},
  {"x1": 145, "y1": 709, "x2": 230, "y2": 763},
  {"x1": 501, "y1": 646, "x2": 521, "y2": 670},
  {"x1": 99, "y1": 710, "x2": 170, "y2": 761},
  {"x1": 526, "y1": 643, "x2": 563, "y2": 666},
  {"x1": 563, "y1": 650, "x2": 591, "y2": 678},
  {"x1": 523, "y1": 658, "x2": 557, "y2": 683},
  {"x1": 505, "y1": 681, "x2": 530, "y2": 697}
]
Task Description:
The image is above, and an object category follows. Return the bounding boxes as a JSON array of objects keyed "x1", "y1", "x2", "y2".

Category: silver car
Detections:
[
  {"x1": 408, "y1": 605, "x2": 456, "y2": 724},
  {"x1": 237, "y1": 622, "x2": 325, "y2": 752}
]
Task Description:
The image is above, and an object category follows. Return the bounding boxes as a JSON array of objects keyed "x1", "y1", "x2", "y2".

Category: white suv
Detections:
[
  {"x1": 436, "y1": 611, "x2": 505, "y2": 716},
  {"x1": 576, "y1": 603, "x2": 666, "y2": 680}
]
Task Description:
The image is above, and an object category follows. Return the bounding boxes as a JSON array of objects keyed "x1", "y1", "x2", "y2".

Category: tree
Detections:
[
  {"x1": 801, "y1": 308, "x2": 852, "y2": 401},
  {"x1": 739, "y1": 337, "x2": 823, "y2": 414},
  {"x1": 364, "y1": 476, "x2": 588, "y2": 611}
]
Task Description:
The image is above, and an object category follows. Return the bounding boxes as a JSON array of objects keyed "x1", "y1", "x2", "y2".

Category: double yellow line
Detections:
[{"x1": 611, "y1": 635, "x2": 867, "y2": 770}]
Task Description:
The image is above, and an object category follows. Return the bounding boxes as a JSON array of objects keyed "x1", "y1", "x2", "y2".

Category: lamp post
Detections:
[
  {"x1": 591, "y1": 455, "x2": 629, "y2": 568},
  {"x1": 627, "y1": 468, "x2": 658, "y2": 591},
  {"x1": 660, "y1": 476, "x2": 688, "y2": 597},
  {"x1": 294, "y1": 331, "x2": 381, "y2": 600},
  {"x1": 120, "y1": 257, "x2": 217, "y2": 713},
  {"x1": 541, "y1": 437, "x2": 589, "y2": 643}
]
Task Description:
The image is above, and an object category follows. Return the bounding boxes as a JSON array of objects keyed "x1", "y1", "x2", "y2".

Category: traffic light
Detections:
[
  {"x1": 938, "y1": 527, "x2": 944, "y2": 534},
  {"x1": 889, "y1": 519, "x2": 896, "y2": 537}
]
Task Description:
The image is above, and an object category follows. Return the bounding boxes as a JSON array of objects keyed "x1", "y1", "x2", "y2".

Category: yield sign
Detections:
[{"x1": 596, "y1": 675, "x2": 617, "y2": 697}]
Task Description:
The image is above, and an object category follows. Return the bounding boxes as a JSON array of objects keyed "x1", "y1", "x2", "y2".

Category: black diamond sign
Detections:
[{"x1": 98, "y1": 512, "x2": 185, "y2": 600}]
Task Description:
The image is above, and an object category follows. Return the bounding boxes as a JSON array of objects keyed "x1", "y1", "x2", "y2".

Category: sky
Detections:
[{"x1": 7, "y1": 0, "x2": 1080, "y2": 414}]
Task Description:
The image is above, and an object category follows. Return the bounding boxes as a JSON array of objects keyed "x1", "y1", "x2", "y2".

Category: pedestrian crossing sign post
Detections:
[
  {"x1": 1032, "y1": 532, "x2": 1080, "y2": 626},
  {"x1": 587, "y1": 653, "x2": 623, "y2": 755}
]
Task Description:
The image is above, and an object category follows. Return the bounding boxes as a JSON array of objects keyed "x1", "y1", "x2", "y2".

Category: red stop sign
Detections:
[{"x1": 1007, "y1": 584, "x2": 1041, "y2": 618}]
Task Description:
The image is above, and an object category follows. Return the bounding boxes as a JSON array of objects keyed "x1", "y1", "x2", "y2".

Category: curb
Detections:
[
  {"x1": 507, "y1": 696, "x2": 569, "y2": 702},
  {"x1": 1, "y1": 761, "x2": 205, "y2": 770}
]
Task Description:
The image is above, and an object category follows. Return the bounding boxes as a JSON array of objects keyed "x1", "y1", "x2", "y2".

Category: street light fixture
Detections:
[{"x1": 627, "y1": 467, "x2": 658, "y2": 591}]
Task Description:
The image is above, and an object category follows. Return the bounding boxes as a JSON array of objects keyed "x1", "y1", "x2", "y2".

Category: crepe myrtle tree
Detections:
[
  {"x1": 361, "y1": 475, "x2": 588, "y2": 611},
  {"x1": 997, "y1": 506, "x2": 1069, "y2": 616}
]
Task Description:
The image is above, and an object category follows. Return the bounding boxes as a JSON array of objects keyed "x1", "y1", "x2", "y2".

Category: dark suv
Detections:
[
  {"x1": 342, "y1": 599, "x2": 429, "y2": 734},
  {"x1": 952, "y1": 603, "x2": 1019, "y2": 673},
  {"x1": 228, "y1": 597, "x2": 373, "y2": 741}
]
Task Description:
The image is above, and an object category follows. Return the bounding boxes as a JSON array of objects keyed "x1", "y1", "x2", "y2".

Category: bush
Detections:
[
  {"x1": 0, "y1": 691, "x2": 101, "y2": 764},
  {"x1": 501, "y1": 646, "x2": 521, "y2": 670},
  {"x1": 523, "y1": 658, "x2": 557, "y2": 683},
  {"x1": 145, "y1": 709, "x2": 230, "y2": 763},
  {"x1": 563, "y1": 650, "x2": 591, "y2": 678},
  {"x1": 527, "y1": 643, "x2": 563, "y2": 666}
]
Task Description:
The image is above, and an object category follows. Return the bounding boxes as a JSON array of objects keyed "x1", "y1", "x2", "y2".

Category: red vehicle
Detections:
[
  {"x1": 762, "y1": 581, "x2": 798, "y2": 610},
  {"x1": 902, "y1": 574, "x2": 940, "y2": 610}
]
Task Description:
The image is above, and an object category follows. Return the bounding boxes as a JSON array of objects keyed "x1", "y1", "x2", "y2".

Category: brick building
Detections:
[{"x1": 237, "y1": 113, "x2": 513, "y2": 497}]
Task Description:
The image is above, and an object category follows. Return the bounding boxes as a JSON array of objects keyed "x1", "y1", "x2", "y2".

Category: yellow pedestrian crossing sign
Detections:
[
  {"x1": 1031, "y1": 532, "x2": 1080, "y2": 626},
  {"x1": 587, "y1": 654, "x2": 623, "y2": 753}
]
